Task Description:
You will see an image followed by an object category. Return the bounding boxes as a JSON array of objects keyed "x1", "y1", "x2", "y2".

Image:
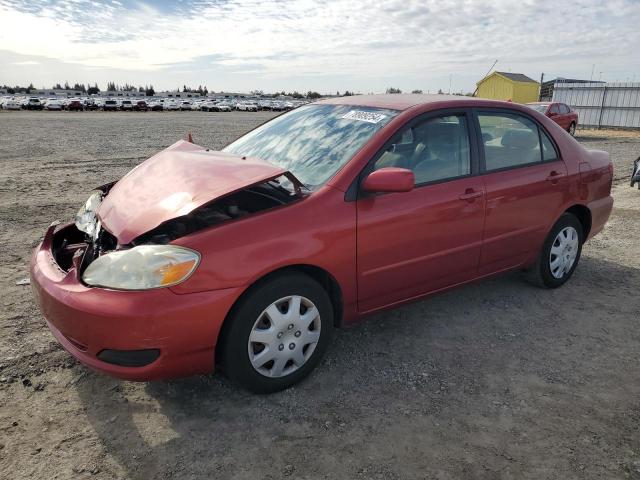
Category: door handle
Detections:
[
  {"x1": 546, "y1": 171, "x2": 565, "y2": 182},
  {"x1": 459, "y1": 189, "x2": 483, "y2": 201}
]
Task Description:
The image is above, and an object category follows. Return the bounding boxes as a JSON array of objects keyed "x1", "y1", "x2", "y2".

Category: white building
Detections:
[
  {"x1": 32, "y1": 89, "x2": 84, "y2": 97},
  {"x1": 101, "y1": 91, "x2": 143, "y2": 97}
]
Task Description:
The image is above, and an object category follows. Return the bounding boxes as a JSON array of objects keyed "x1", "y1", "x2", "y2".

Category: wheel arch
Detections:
[
  {"x1": 564, "y1": 204, "x2": 592, "y2": 239},
  {"x1": 215, "y1": 264, "x2": 344, "y2": 366}
]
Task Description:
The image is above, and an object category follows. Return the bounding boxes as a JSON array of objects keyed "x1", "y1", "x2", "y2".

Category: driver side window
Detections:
[{"x1": 374, "y1": 115, "x2": 471, "y2": 184}]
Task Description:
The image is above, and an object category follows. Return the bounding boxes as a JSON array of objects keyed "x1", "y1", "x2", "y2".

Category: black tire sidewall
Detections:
[
  {"x1": 220, "y1": 273, "x2": 334, "y2": 393},
  {"x1": 539, "y1": 213, "x2": 584, "y2": 288}
]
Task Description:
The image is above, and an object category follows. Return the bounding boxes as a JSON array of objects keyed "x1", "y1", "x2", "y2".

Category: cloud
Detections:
[{"x1": 0, "y1": 0, "x2": 639, "y2": 92}]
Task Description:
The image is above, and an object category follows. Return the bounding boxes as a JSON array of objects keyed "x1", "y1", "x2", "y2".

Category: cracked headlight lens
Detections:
[{"x1": 82, "y1": 245, "x2": 200, "y2": 290}]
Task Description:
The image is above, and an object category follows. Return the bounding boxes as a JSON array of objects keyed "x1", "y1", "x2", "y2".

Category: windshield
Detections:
[
  {"x1": 527, "y1": 104, "x2": 549, "y2": 113},
  {"x1": 223, "y1": 104, "x2": 399, "y2": 187}
]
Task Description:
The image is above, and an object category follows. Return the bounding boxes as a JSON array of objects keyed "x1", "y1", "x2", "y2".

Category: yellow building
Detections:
[{"x1": 476, "y1": 71, "x2": 540, "y2": 103}]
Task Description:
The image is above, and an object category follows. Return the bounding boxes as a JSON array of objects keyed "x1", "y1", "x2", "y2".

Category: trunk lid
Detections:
[{"x1": 98, "y1": 139, "x2": 288, "y2": 244}]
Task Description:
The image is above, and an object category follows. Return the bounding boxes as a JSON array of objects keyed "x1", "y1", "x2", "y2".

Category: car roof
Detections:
[{"x1": 316, "y1": 93, "x2": 499, "y2": 111}]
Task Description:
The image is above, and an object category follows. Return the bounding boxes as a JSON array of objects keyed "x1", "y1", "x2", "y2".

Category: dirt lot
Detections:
[{"x1": 0, "y1": 111, "x2": 639, "y2": 480}]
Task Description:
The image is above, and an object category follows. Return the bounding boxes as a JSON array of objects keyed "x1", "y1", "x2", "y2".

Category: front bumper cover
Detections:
[{"x1": 30, "y1": 223, "x2": 242, "y2": 381}]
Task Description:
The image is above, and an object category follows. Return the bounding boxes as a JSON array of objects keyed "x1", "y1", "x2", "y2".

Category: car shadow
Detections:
[{"x1": 74, "y1": 255, "x2": 640, "y2": 479}]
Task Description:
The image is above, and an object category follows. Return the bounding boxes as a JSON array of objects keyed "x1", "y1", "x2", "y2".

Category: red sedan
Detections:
[
  {"x1": 527, "y1": 101, "x2": 579, "y2": 136},
  {"x1": 31, "y1": 95, "x2": 613, "y2": 393},
  {"x1": 67, "y1": 100, "x2": 84, "y2": 111}
]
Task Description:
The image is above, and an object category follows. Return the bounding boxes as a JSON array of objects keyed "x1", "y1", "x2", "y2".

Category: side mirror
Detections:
[{"x1": 362, "y1": 168, "x2": 415, "y2": 193}]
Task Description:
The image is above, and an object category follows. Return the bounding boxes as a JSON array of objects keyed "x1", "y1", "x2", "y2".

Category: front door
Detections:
[{"x1": 356, "y1": 112, "x2": 486, "y2": 313}]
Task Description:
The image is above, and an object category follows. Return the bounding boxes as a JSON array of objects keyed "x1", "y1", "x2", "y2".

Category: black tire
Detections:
[
  {"x1": 526, "y1": 213, "x2": 584, "y2": 288},
  {"x1": 219, "y1": 272, "x2": 334, "y2": 393},
  {"x1": 568, "y1": 122, "x2": 576, "y2": 136}
]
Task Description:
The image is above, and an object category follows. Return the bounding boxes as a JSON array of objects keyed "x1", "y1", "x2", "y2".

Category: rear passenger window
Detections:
[
  {"x1": 374, "y1": 115, "x2": 470, "y2": 184},
  {"x1": 478, "y1": 113, "x2": 542, "y2": 171}
]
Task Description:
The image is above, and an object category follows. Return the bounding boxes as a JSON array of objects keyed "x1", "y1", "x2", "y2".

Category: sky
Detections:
[{"x1": 1, "y1": 0, "x2": 639, "y2": 95}]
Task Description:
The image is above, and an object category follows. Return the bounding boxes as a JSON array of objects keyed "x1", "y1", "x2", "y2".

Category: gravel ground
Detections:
[{"x1": 0, "y1": 111, "x2": 639, "y2": 480}]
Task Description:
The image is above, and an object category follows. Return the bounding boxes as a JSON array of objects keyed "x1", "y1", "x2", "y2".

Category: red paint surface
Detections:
[{"x1": 362, "y1": 168, "x2": 415, "y2": 193}]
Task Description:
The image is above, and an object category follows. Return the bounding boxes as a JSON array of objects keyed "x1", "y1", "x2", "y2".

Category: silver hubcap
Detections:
[
  {"x1": 550, "y1": 226, "x2": 579, "y2": 279},
  {"x1": 570, "y1": 124, "x2": 576, "y2": 135},
  {"x1": 248, "y1": 295, "x2": 321, "y2": 378}
]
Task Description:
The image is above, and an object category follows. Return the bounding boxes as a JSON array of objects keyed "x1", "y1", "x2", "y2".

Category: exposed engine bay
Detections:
[
  {"x1": 51, "y1": 176, "x2": 301, "y2": 275},
  {"x1": 133, "y1": 178, "x2": 300, "y2": 245}
]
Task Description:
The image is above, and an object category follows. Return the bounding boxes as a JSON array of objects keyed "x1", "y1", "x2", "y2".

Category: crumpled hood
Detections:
[{"x1": 98, "y1": 139, "x2": 287, "y2": 244}]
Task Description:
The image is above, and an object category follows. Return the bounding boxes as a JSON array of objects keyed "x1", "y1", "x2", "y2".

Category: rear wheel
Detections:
[
  {"x1": 568, "y1": 122, "x2": 576, "y2": 136},
  {"x1": 526, "y1": 213, "x2": 583, "y2": 288},
  {"x1": 220, "y1": 273, "x2": 334, "y2": 393}
]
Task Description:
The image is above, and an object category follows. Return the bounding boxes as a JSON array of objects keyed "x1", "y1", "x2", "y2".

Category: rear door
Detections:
[
  {"x1": 547, "y1": 103, "x2": 559, "y2": 126},
  {"x1": 356, "y1": 110, "x2": 486, "y2": 312},
  {"x1": 474, "y1": 109, "x2": 568, "y2": 274},
  {"x1": 559, "y1": 103, "x2": 573, "y2": 129}
]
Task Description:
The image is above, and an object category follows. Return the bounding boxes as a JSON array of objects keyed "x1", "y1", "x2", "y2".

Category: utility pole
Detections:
[
  {"x1": 472, "y1": 59, "x2": 498, "y2": 97},
  {"x1": 539, "y1": 72, "x2": 544, "y2": 101}
]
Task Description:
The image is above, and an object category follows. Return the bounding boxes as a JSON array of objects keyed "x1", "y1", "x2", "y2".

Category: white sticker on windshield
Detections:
[{"x1": 341, "y1": 110, "x2": 387, "y2": 124}]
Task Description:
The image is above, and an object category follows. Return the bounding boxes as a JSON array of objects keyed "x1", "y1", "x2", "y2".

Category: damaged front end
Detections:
[
  {"x1": 49, "y1": 140, "x2": 306, "y2": 289},
  {"x1": 51, "y1": 182, "x2": 117, "y2": 274},
  {"x1": 132, "y1": 173, "x2": 303, "y2": 245}
]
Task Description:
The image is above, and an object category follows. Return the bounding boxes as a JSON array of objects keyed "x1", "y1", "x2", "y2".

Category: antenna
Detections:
[{"x1": 473, "y1": 59, "x2": 498, "y2": 97}]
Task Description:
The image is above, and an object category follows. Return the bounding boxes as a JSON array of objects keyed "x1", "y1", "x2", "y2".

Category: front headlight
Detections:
[
  {"x1": 75, "y1": 191, "x2": 103, "y2": 238},
  {"x1": 82, "y1": 245, "x2": 200, "y2": 290}
]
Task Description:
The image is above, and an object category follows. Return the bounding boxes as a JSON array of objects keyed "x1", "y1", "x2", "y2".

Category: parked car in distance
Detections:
[
  {"x1": 30, "y1": 94, "x2": 613, "y2": 393},
  {"x1": 237, "y1": 102, "x2": 259, "y2": 112},
  {"x1": 86, "y1": 99, "x2": 101, "y2": 110},
  {"x1": 180, "y1": 101, "x2": 193, "y2": 111},
  {"x1": 134, "y1": 100, "x2": 148, "y2": 111},
  {"x1": 2, "y1": 98, "x2": 21, "y2": 110},
  {"x1": 45, "y1": 100, "x2": 63, "y2": 111},
  {"x1": 149, "y1": 101, "x2": 163, "y2": 111},
  {"x1": 103, "y1": 100, "x2": 118, "y2": 111},
  {"x1": 67, "y1": 100, "x2": 84, "y2": 111},
  {"x1": 120, "y1": 100, "x2": 134, "y2": 111},
  {"x1": 200, "y1": 101, "x2": 217, "y2": 112},
  {"x1": 26, "y1": 97, "x2": 44, "y2": 110},
  {"x1": 164, "y1": 100, "x2": 180, "y2": 111},
  {"x1": 527, "y1": 102, "x2": 578, "y2": 136}
]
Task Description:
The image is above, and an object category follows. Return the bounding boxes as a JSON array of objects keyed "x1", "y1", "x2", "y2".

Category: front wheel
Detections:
[
  {"x1": 568, "y1": 122, "x2": 576, "y2": 136},
  {"x1": 526, "y1": 213, "x2": 583, "y2": 288},
  {"x1": 219, "y1": 272, "x2": 334, "y2": 393}
]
